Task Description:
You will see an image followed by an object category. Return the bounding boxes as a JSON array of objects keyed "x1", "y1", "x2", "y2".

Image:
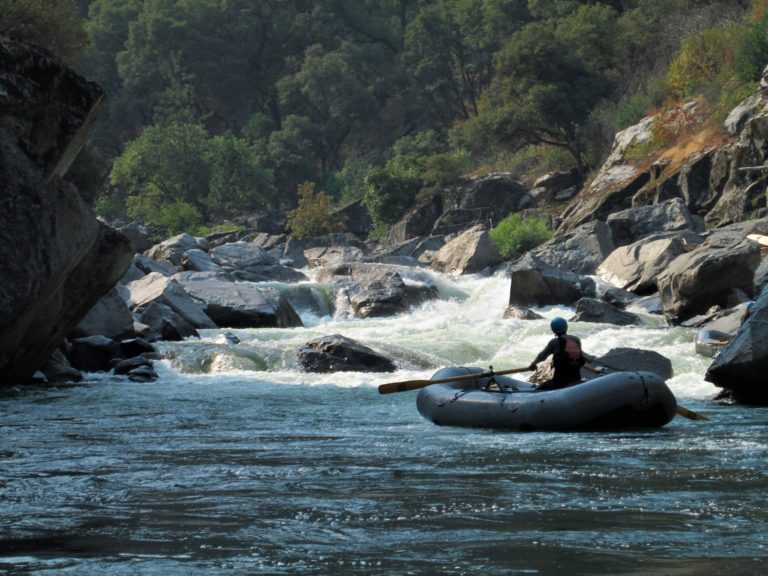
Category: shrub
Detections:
[
  {"x1": 286, "y1": 182, "x2": 346, "y2": 238},
  {"x1": 667, "y1": 26, "x2": 739, "y2": 99},
  {"x1": 489, "y1": 213, "x2": 553, "y2": 260}
]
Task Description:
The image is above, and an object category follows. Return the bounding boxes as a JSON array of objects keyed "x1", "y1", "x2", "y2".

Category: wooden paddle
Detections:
[
  {"x1": 378, "y1": 367, "x2": 530, "y2": 395},
  {"x1": 582, "y1": 364, "x2": 708, "y2": 421}
]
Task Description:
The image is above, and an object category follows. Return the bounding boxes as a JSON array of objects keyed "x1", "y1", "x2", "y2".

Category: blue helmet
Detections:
[
  {"x1": 550, "y1": 316, "x2": 568, "y2": 335},
  {"x1": 747, "y1": 301, "x2": 755, "y2": 310}
]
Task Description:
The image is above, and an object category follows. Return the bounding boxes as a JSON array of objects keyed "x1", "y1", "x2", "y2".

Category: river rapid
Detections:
[{"x1": 2, "y1": 268, "x2": 767, "y2": 575}]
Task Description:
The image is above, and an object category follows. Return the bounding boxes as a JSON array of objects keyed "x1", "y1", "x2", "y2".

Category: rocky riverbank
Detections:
[{"x1": 2, "y1": 35, "x2": 767, "y2": 403}]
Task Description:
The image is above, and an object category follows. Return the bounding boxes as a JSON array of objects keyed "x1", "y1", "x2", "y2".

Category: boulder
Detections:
[
  {"x1": 431, "y1": 226, "x2": 502, "y2": 275},
  {"x1": 503, "y1": 306, "x2": 544, "y2": 320},
  {"x1": 67, "y1": 335, "x2": 121, "y2": 372},
  {"x1": 605, "y1": 198, "x2": 702, "y2": 247},
  {"x1": 297, "y1": 334, "x2": 396, "y2": 373},
  {"x1": 508, "y1": 254, "x2": 596, "y2": 308},
  {"x1": 444, "y1": 172, "x2": 530, "y2": 223},
  {"x1": 71, "y1": 287, "x2": 135, "y2": 340},
  {"x1": 174, "y1": 271, "x2": 303, "y2": 328},
  {"x1": 591, "y1": 348, "x2": 674, "y2": 380},
  {"x1": 145, "y1": 233, "x2": 206, "y2": 266},
  {"x1": 530, "y1": 220, "x2": 615, "y2": 275},
  {"x1": 530, "y1": 168, "x2": 582, "y2": 202},
  {"x1": 657, "y1": 226, "x2": 761, "y2": 324},
  {"x1": 230, "y1": 265, "x2": 309, "y2": 283},
  {"x1": 570, "y1": 298, "x2": 643, "y2": 326},
  {"x1": 705, "y1": 287, "x2": 768, "y2": 403},
  {"x1": 0, "y1": 37, "x2": 134, "y2": 383},
  {"x1": 431, "y1": 207, "x2": 495, "y2": 236},
  {"x1": 182, "y1": 248, "x2": 222, "y2": 273},
  {"x1": 210, "y1": 241, "x2": 276, "y2": 268},
  {"x1": 381, "y1": 195, "x2": 444, "y2": 247},
  {"x1": 126, "y1": 272, "x2": 217, "y2": 329},
  {"x1": 132, "y1": 254, "x2": 178, "y2": 277},
  {"x1": 597, "y1": 230, "x2": 704, "y2": 294},
  {"x1": 317, "y1": 263, "x2": 435, "y2": 319},
  {"x1": 135, "y1": 301, "x2": 200, "y2": 341},
  {"x1": 41, "y1": 349, "x2": 83, "y2": 383}
]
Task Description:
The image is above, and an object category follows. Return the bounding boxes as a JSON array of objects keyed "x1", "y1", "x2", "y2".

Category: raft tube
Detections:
[
  {"x1": 694, "y1": 328, "x2": 731, "y2": 358},
  {"x1": 416, "y1": 366, "x2": 677, "y2": 431}
]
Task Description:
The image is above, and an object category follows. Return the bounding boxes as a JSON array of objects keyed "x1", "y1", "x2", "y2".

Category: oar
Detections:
[
  {"x1": 582, "y1": 364, "x2": 708, "y2": 421},
  {"x1": 378, "y1": 367, "x2": 530, "y2": 395}
]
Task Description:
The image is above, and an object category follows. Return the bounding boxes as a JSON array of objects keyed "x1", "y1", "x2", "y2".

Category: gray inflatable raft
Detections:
[{"x1": 416, "y1": 366, "x2": 677, "y2": 431}]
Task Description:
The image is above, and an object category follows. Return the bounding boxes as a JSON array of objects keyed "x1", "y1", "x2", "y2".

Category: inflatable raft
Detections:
[{"x1": 416, "y1": 367, "x2": 677, "y2": 431}]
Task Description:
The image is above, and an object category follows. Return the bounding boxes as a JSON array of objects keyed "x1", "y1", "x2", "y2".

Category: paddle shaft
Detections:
[{"x1": 378, "y1": 367, "x2": 529, "y2": 395}]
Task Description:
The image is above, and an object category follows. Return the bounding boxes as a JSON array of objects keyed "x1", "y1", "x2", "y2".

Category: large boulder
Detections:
[
  {"x1": 530, "y1": 220, "x2": 615, "y2": 275},
  {"x1": 591, "y1": 348, "x2": 674, "y2": 380},
  {"x1": 508, "y1": 254, "x2": 596, "y2": 308},
  {"x1": 317, "y1": 263, "x2": 437, "y2": 319},
  {"x1": 431, "y1": 226, "x2": 502, "y2": 275},
  {"x1": 705, "y1": 287, "x2": 768, "y2": 403},
  {"x1": 597, "y1": 230, "x2": 704, "y2": 295},
  {"x1": 297, "y1": 334, "x2": 396, "y2": 373},
  {"x1": 0, "y1": 36, "x2": 134, "y2": 383},
  {"x1": 126, "y1": 272, "x2": 217, "y2": 330},
  {"x1": 174, "y1": 271, "x2": 303, "y2": 328},
  {"x1": 570, "y1": 298, "x2": 643, "y2": 326},
  {"x1": 605, "y1": 198, "x2": 703, "y2": 247},
  {"x1": 145, "y1": 233, "x2": 207, "y2": 266},
  {"x1": 657, "y1": 226, "x2": 762, "y2": 324},
  {"x1": 71, "y1": 287, "x2": 135, "y2": 340}
]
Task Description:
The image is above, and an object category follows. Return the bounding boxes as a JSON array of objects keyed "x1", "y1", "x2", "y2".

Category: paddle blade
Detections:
[{"x1": 676, "y1": 405, "x2": 708, "y2": 421}]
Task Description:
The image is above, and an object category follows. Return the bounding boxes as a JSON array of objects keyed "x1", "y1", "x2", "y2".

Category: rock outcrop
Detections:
[{"x1": 0, "y1": 36, "x2": 133, "y2": 384}]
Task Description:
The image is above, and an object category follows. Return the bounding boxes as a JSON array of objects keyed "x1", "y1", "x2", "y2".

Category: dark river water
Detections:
[{"x1": 1, "y1": 272, "x2": 767, "y2": 575}]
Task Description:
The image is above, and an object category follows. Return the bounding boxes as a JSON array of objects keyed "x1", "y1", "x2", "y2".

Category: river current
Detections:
[{"x1": 1, "y1": 268, "x2": 767, "y2": 575}]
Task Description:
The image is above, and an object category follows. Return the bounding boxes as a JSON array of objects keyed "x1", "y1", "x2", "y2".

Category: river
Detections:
[{"x1": 1, "y1": 269, "x2": 767, "y2": 575}]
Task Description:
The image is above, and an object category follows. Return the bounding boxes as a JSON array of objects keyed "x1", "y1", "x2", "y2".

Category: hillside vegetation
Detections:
[{"x1": 2, "y1": 0, "x2": 768, "y2": 237}]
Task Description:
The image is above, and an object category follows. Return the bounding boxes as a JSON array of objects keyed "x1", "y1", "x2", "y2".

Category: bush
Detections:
[
  {"x1": 489, "y1": 213, "x2": 553, "y2": 259},
  {"x1": 667, "y1": 26, "x2": 739, "y2": 99},
  {"x1": 286, "y1": 182, "x2": 346, "y2": 238}
]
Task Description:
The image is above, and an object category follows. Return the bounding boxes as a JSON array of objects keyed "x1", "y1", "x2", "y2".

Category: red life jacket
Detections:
[{"x1": 557, "y1": 335, "x2": 582, "y2": 366}]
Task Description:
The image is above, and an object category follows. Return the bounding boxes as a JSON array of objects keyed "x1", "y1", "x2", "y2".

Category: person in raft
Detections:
[{"x1": 528, "y1": 316, "x2": 586, "y2": 391}]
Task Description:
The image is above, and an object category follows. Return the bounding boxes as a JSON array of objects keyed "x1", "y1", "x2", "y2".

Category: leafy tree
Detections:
[
  {"x1": 0, "y1": 0, "x2": 88, "y2": 64},
  {"x1": 489, "y1": 213, "x2": 553, "y2": 259},
  {"x1": 476, "y1": 6, "x2": 613, "y2": 173},
  {"x1": 286, "y1": 182, "x2": 347, "y2": 238},
  {"x1": 402, "y1": 0, "x2": 526, "y2": 122},
  {"x1": 363, "y1": 166, "x2": 418, "y2": 228},
  {"x1": 734, "y1": 13, "x2": 768, "y2": 82},
  {"x1": 278, "y1": 42, "x2": 381, "y2": 173},
  {"x1": 111, "y1": 121, "x2": 210, "y2": 207},
  {"x1": 205, "y1": 134, "x2": 275, "y2": 219}
]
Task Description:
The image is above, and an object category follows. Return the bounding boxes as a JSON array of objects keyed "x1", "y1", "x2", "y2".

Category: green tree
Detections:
[
  {"x1": 0, "y1": 0, "x2": 88, "y2": 64},
  {"x1": 205, "y1": 134, "x2": 275, "y2": 219},
  {"x1": 475, "y1": 7, "x2": 617, "y2": 174},
  {"x1": 287, "y1": 182, "x2": 347, "y2": 238},
  {"x1": 109, "y1": 121, "x2": 211, "y2": 218},
  {"x1": 363, "y1": 167, "x2": 418, "y2": 228}
]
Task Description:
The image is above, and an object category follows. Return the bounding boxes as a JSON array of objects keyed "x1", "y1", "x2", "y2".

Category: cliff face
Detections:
[
  {"x1": 0, "y1": 36, "x2": 133, "y2": 384},
  {"x1": 559, "y1": 95, "x2": 768, "y2": 233}
]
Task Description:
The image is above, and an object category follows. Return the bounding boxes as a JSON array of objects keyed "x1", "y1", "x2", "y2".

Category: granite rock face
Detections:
[{"x1": 0, "y1": 36, "x2": 133, "y2": 383}]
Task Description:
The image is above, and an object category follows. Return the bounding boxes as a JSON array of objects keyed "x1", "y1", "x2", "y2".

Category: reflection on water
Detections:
[{"x1": 1, "y1": 271, "x2": 767, "y2": 575}]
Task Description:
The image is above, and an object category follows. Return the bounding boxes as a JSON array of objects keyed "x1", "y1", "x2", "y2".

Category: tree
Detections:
[
  {"x1": 402, "y1": 0, "x2": 526, "y2": 123},
  {"x1": 205, "y1": 134, "x2": 275, "y2": 219},
  {"x1": 109, "y1": 121, "x2": 211, "y2": 219},
  {"x1": 475, "y1": 8, "x2": 617, "y2": 173},
  {"x1": 0, "y1": 0, "x2": 88, "y2": 64},
  {"x1": 287, "y1": 182, "x2": 347, "y2": 238}
]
